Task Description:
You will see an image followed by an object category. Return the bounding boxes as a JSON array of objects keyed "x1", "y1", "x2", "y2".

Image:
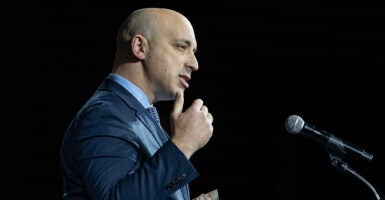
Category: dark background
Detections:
[{"x1": 3, "y1": 0, "x2": 384, "y2": 199}]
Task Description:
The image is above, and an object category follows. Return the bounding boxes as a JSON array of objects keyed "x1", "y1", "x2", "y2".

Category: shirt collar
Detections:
[{"x1": 107, "y1": 73, "x2": 151, "y2": 108}]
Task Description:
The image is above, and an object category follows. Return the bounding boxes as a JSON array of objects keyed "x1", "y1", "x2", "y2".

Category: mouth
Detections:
[{"x1": 179, "y1": 74, "x2": 191, "y2": 88}]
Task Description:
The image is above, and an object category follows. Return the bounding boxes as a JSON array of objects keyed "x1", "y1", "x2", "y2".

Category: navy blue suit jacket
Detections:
[{"x1": 60, "y1": 77, "x2": 199, "y2": 200}]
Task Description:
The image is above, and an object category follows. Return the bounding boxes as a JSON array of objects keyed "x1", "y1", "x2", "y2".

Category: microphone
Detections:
[{"x1": 285, "y1": 115, "x2": 373, "y2": 162}]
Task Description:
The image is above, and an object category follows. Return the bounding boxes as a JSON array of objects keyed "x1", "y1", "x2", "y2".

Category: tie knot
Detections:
[{"x1": 146, "y1": 106, "x2": 160, "y2": 123}]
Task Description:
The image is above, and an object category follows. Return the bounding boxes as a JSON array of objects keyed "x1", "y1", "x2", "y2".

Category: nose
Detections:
[{"x1": 187, "y1": 53, "x2": 199, "y2": 71}]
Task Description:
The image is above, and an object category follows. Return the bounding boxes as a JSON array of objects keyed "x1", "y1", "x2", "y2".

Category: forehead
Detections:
[{"x1": 159, "y1": 14, "x2": 197, "y2": 48}]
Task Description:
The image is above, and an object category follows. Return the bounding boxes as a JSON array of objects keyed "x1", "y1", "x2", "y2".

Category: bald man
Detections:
[{"x1": 60, "y1": 8, "x2": 214, "y2": 200}]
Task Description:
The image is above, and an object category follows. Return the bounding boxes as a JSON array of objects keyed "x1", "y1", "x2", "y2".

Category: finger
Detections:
[
  {"x1": 200, "y1": 105, "x2": 208, "y2": 114},
  {"x1": 207, "y1": 113, "x2": 214, "y2": 123},
  {"x1": 172, "y1": 91, "x2": 184, "y2": 115},
  {"x1": 192, "y1": 99, "x2": 204, "y2": 111}
]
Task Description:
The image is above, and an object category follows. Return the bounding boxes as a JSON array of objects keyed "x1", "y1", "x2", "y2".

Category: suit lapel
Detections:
[{"x1": 98, "y1": 78, "x2": 167, "y2": 156}]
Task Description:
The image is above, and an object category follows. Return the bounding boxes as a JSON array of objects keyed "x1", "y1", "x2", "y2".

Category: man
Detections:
[{"x1": 60, "y1": 7, "x2": 214, "y2": 200}]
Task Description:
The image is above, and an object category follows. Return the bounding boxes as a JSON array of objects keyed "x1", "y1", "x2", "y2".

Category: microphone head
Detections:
[{"x1": 285, "y1": 115, "x2": 305, "y2": 134}]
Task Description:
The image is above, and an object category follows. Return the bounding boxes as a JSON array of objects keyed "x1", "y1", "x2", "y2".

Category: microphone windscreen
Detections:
[{"x1": 285, "y1": 115, "x2": 305, "y2": 134}]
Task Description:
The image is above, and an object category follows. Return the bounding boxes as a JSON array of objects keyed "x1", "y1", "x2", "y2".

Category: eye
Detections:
[{"x1": 177, "y1": 45, "x2": 187, "y2": 50}]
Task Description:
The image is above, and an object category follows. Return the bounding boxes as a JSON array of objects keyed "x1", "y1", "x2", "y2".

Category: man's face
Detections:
[{"x1": 144, "y1": 16, "x2": 199, "y2": 102}]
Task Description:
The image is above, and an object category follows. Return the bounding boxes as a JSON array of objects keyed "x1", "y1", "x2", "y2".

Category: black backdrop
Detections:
[{"x1": 3, "y1": 0, "x2": 385, "y2": 199}]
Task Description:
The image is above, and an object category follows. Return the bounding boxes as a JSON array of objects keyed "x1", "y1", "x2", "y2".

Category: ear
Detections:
[{"x1": 131, "y1": 35, "x2": 147, "y2": 60}]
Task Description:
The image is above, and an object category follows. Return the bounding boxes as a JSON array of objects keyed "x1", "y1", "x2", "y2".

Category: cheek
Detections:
[
  {"x1": 153, "y1": 50, "x2": 184, "y2": 76},
  {"x1": 162, "y1": 55, "x2": 182, "y2": 72}
]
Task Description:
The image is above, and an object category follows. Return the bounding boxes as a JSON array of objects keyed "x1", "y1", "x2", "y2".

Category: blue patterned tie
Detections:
[
  {"x1": 146, "y1": 106, "x2": 160, "y2": 123},
  {"x1": 146, "y1": 106, "x2": 170, "y2": 143}
]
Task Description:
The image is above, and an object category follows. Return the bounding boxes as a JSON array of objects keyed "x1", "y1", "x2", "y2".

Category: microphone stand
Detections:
[{"x1": 325, "y1": 142, "x2": 384, "y2": 200}]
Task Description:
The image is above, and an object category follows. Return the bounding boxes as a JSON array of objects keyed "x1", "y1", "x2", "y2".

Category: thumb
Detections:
[{"x1": 172, "y1": 91, "x2": 184, "y2": 116}]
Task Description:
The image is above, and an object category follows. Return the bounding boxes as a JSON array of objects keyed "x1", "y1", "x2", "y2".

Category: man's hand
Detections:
[
  {"x1": 170, "y1": 91, "x2": 214, "y2": 159},
  {"x1": 192, "y1": 189, "x2": 219, "y2": 200}
]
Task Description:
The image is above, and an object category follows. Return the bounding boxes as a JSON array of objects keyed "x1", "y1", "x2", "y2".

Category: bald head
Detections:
[
  {"x1": 113, "y1": 7, "x2": 196, "y2": 73},
  {"x1": 116, "y1": 8, "x2": 191, "y2": 49}
]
